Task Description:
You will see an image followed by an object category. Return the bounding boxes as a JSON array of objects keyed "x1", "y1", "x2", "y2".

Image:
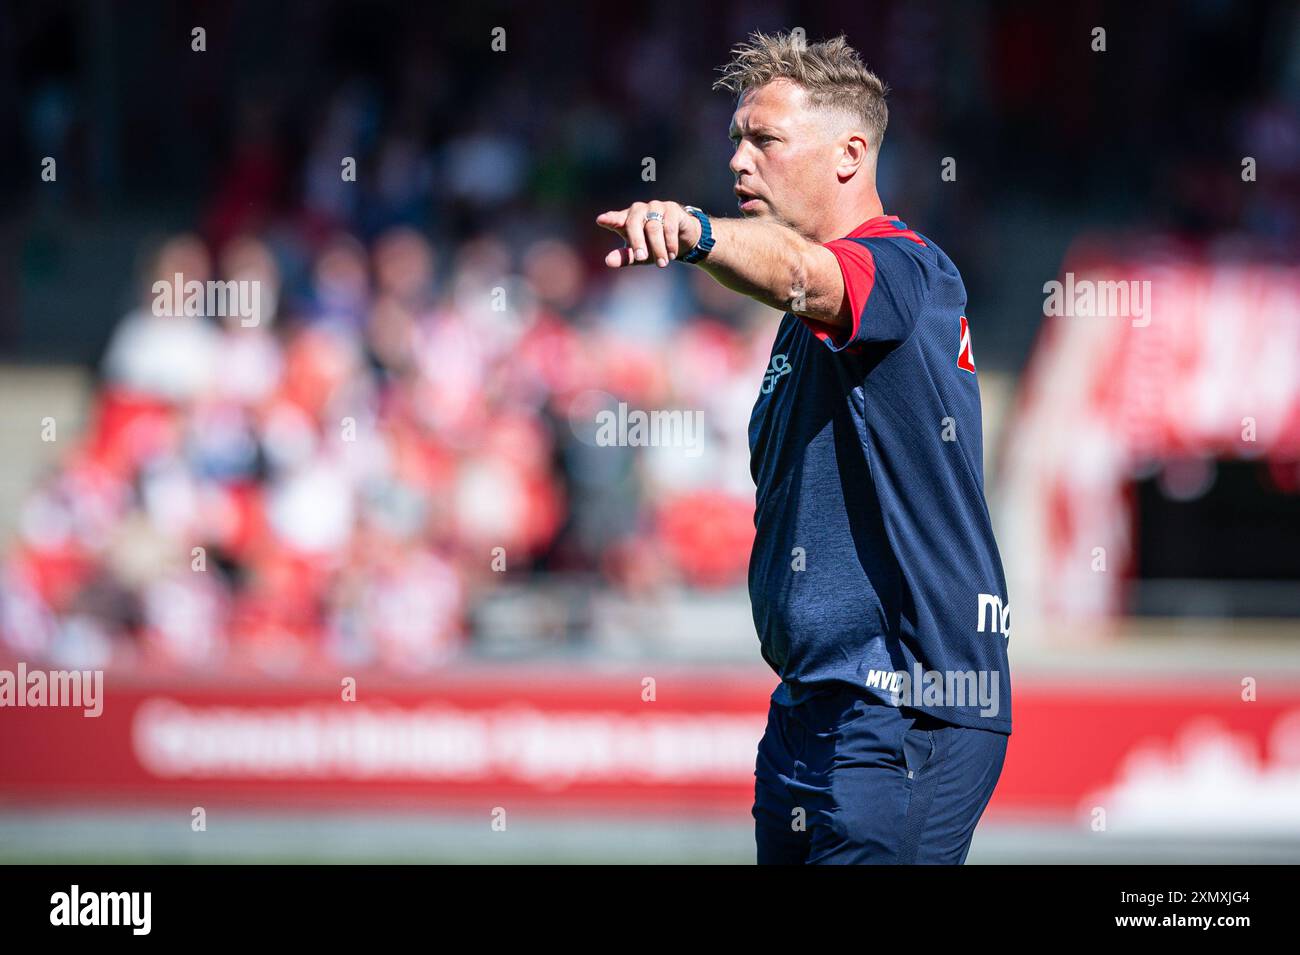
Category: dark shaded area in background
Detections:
[
  {"x1": 3, "y1": 0, "x2": 1297, "y2": 368},
  {"x1": 1134, "y1": 460, "x2": 1300, "y2": 616}
]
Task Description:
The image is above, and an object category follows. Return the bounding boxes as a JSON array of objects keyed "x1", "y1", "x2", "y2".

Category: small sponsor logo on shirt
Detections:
[
  {"x1": 761, "y1": 353, "x2": 791, "y2": 394},
  {"x1": 977, "y1": 592, "x2": 1011, "y2": 640},
  {"x1": 957, "y1": 316, "x2": 976, "y2": 374},
  {"x1": 865, "y1": 669, "x2": 906, "y2": 694}
]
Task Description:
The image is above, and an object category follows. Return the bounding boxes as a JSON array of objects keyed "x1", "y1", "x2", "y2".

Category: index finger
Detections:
[{"x1": 596, "y1": 210, "x2": 629, "y2": 232}]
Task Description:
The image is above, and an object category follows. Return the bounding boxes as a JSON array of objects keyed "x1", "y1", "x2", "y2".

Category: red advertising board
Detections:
[{"x1": 3, "y1": 665, "x2": 1299, "y2": 829}]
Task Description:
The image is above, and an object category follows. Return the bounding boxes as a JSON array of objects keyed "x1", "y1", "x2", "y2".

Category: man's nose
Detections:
[{"x1": 729, "y1": 143, "x2": 754, "y2": 178}]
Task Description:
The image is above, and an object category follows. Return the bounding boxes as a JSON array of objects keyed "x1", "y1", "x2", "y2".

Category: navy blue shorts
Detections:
[{"x1": 753, "y1": 687, "x2": 1008, "y2": 864}]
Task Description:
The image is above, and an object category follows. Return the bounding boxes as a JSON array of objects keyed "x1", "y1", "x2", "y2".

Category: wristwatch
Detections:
[{"x1": 680, "y1": 206, "x2": 715, "y2": 264}]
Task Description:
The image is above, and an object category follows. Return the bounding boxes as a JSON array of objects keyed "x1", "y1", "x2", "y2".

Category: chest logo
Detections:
[
  {"x1": 957, "y1": 316, "x2": 976, "y2": 374},
  {"x1": 761, "y1": 353, "x2": 792, "y2": 394}
]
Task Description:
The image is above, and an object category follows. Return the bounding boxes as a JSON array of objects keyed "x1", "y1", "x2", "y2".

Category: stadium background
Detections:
[{"x1": 1, "y1": 0, "x2": 1298, "y2": 862}]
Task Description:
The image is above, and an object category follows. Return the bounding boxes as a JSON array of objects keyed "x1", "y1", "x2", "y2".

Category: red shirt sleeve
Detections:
[{"x1": 794, "y1": 238, "x2": 877, "y2": 352}]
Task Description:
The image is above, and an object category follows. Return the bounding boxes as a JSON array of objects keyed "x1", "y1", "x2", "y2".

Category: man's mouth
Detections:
[{"x1": 735, "y1": 186, "x2": 762, "y2": 211}]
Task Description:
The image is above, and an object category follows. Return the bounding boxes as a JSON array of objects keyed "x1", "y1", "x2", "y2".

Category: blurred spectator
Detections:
[
  {"x1": 1, "y1": 218, "x2": 764, "y2": 674},
  {"x1": 5, "y1": 0, "x2": 1295, "y2": 673}
]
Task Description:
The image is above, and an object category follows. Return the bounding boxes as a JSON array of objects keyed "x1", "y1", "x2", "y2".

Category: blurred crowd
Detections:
[
  {"x1": 4, "y1": 0, "x2": 1297, "y2": 672},
  {"x1": 1, "y1": 225, "x2": 774, "y2": 674}
]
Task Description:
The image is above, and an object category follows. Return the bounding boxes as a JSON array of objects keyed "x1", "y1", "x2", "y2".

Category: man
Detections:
[{"x1": 595, "y1": 30, "x2": 1012, "y2": 864}]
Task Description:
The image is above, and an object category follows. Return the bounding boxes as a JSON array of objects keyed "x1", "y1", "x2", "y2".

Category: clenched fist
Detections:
[{"x1": 595, "y1": 200, "x2": 703, "y2": 268}]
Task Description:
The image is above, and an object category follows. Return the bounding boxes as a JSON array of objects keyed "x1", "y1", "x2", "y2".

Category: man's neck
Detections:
[{"x1": 814, "y1": 195, "x2": 886, "y2": 243}]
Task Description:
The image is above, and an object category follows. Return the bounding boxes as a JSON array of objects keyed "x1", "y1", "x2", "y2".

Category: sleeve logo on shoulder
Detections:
[
  {"x1": 957, "y1": 315, "x2": 976, "y2": 374},
  {"x1": 761, "y1": 353, "x2": 791, "y2": 394}
]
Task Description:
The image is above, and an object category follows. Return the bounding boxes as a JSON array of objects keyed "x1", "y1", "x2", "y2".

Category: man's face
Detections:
[{"x1": 728, "y1": 79, "x2": 839, "y2": 233}]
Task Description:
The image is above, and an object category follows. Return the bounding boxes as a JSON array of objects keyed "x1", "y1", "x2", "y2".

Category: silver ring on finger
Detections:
[{"x1": 645, "y1": 211, "x2": 664, "y2": 225}]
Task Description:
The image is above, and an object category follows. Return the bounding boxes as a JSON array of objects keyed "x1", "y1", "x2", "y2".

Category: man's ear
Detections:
[{"x1": 837, "y1": 132, "x2": 870, "y2": 182}]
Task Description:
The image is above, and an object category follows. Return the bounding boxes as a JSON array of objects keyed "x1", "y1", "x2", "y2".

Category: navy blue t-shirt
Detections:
[{"x1": 747, "y1": 215, "x2": 1012, "y2": 734}]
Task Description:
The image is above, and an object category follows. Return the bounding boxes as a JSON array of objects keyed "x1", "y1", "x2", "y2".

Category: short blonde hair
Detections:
[{"x1": 713, "y1": 30, "x2": 889, "y2": 153}]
